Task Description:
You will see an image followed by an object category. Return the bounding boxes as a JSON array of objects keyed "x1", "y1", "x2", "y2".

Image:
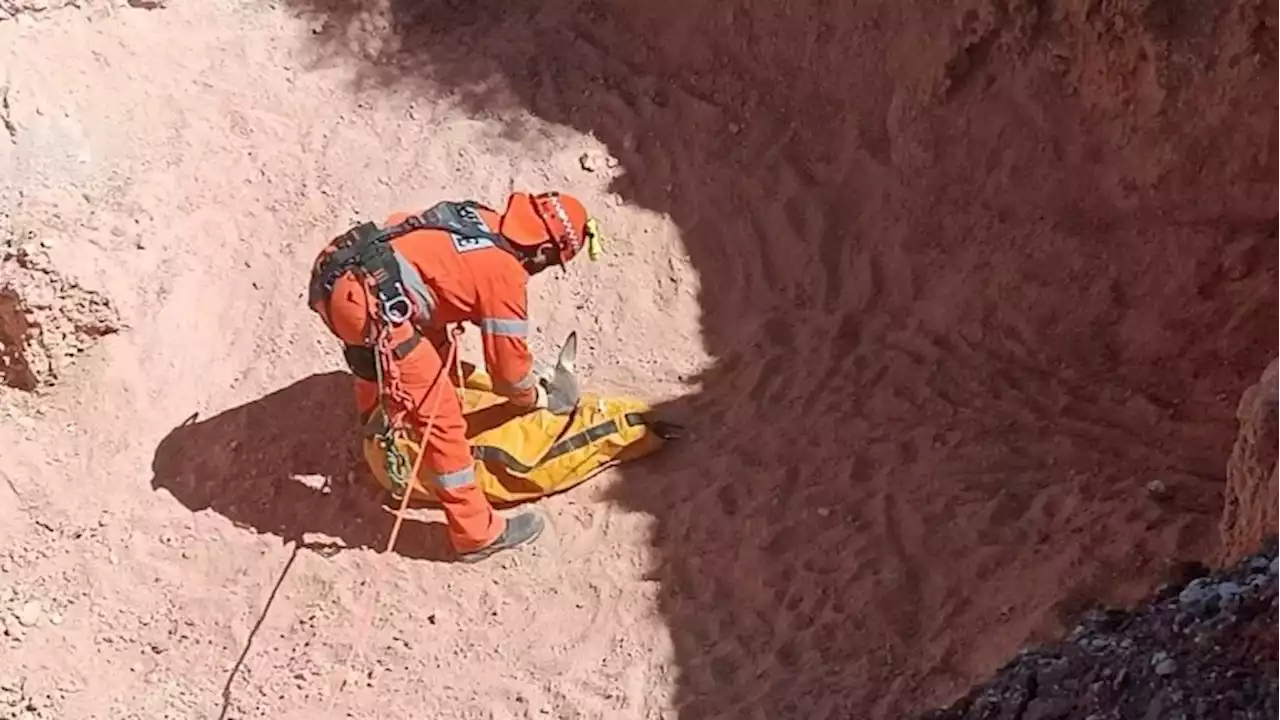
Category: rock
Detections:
[
  {"x1": 920, "y1": 541, "x2": 1277, "y2": 720},
  {"x1": 1218, "y1": 358, "x2": 1278, "y2": 564},
  {"x1": 1082, "y1": 608, "x2": 1128, "y2": 632},
  {"x1": 15, "y1": 601, "x2": 41, "y2": 627},
  {"x1": 1179, "y1": 579, "x2": 1215, "y2": 606},
  {"x1": 1216, "y1": 582, "x2": 1243, "y2": 600},
  {"x1": 1024, "y1": 696, "x2": 1073, "y2": 720},
  {"x1": 578, "y1": 149, "x2": 619, "y2": 173},
  {"x1": 1146, "y1": 479, "x2": 1169, "y2": 498},
  {"x1": 0, "y1": 265, "x2": 122, "y2": 392}
]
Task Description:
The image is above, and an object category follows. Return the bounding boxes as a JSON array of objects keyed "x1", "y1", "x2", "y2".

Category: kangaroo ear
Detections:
[{"x1": 557, "y1": 331, "x2": 578, "y2": 372}]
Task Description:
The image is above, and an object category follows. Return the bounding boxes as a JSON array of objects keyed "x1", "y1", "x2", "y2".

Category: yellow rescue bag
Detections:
[{"x1": 360, "y1": 366, "x2": 672, "y2": 505}]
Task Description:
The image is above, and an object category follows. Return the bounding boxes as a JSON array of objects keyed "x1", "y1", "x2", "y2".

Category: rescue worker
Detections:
[{"x1": 307, "y1": 191, "x2": 594, "y2": 563}]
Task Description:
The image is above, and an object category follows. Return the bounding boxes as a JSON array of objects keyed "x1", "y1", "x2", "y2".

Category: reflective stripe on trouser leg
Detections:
[
  {"x1": 396, "y1": 339, "x2": 504, "y2": 552},
  {"x1": 435, "y1": 465, "x2": 477, "y2": 490},
  {"x1": 428, "y1": 461, "x2": 503, "y2": 552},
  {"x1": 436, "y1": 483, "x2": 505, "y2": 553}
]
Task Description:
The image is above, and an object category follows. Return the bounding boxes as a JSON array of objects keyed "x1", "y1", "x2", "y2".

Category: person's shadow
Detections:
[{"x1": 150, "y1": 370, "x2": 453, "y2": 561}]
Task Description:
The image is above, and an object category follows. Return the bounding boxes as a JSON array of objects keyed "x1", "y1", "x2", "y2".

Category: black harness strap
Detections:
[
  {"x1": 309, "y1": 201, "x2": 523, "y2": 380},
  {"x1": 309, "y1": 201, "x2": 518, "y2": 321},
  {"x1": 471, "y1": 413, "x2": 650, "y2": 474},
  {"x1": 308, "y1": 221, "x2": 421, "y2": 339},
  {"x1": 412, "y1": 200, "x2": 521, "y2": 257},
  {"x1": 342, "y1": 341, "x2": 421, "y2": 381}
]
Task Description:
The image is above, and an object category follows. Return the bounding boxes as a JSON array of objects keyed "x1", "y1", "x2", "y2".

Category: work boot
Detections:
[{"x1": 456, "y1": 511, "x2": 545, "y2": 564}]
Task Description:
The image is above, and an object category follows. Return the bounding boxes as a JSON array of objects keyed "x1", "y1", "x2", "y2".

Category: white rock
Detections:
[{"x1": 16, "y1": 601, "x2": 41, "y2": 628}]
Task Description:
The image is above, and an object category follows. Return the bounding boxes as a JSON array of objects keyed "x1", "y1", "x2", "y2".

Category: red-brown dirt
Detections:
[
  {"x1": 1221, "y1": 358, "x2": 1279, "y2": 565},
  {"x1": 1, "y1": 0, "x2": 1276, "y2": 718}
]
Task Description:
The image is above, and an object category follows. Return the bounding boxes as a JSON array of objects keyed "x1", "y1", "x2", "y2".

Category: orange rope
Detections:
[
  {"x1": 326, "y1": 324, "x2": 464, "y2": 711},
  {"x1": 383, "y1": 327, "x2": 463, "y2": 554}
]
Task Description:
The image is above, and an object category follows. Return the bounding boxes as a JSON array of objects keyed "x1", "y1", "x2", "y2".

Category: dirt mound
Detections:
[
  {"x1": 0, "y1": 245, "x2": 120, "y2": 392},
  {"x1": 922, "y1": 537, "x2": 1279, "y2": 720}
]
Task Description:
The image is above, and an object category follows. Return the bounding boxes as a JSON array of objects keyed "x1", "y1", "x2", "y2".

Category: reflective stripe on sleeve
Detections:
[{"x1": 479, "y1": 317, "x2": 528, "y2": 337}]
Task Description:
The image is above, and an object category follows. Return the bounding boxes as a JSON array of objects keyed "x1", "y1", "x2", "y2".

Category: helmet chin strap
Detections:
[
  {"x1": 517, "y1": 242, "x2": 561, "y2": 275},
  {"x1": 534, "y1": 243, "x2": 559, "y2": 270}
]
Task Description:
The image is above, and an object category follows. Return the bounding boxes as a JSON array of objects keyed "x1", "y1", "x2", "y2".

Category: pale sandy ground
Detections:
[
  {"x1": 1, "y1": 3, "x2": 705, "y2": 718},
  {"x1": 0, "y1": 0, "x2": 1276, "y2": 719}
]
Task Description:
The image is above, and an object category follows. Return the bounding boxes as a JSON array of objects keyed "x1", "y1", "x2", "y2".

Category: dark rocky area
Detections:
[{"x1": 923, "y1": 537, "x2": 1279, "y2": 720}]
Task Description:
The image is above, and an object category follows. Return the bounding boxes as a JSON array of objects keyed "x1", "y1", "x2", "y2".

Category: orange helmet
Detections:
[{"x1": 499, "y1": 191, "x2": 590, "y2": 266}]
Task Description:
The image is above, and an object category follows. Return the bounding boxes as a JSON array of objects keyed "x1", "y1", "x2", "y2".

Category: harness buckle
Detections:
[{"x1": 381, "y1": 285, "x2": 414, "y2": 325}]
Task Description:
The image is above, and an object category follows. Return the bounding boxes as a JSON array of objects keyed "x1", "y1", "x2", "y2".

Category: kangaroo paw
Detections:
[{"x1": 650, "y1": 420, "x2": 685, "y2": 441}]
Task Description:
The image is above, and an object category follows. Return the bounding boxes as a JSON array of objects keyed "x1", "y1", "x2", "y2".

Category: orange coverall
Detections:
[{"x1": 320, "y1": 206, "x2": 538, "y2": 552}]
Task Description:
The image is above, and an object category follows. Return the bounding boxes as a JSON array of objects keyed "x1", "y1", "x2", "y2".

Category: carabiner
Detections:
[{"x1": 381, "y1": 285, "x2": 413, "y2": 324}]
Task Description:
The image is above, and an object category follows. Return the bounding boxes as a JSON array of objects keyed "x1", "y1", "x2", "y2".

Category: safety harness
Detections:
[
  {"x1": 309, "y1": 201, "x2": 520, "y2": 376},
  {"x1": 308, "y1": 200, "x2": 519, "y2": 495}
]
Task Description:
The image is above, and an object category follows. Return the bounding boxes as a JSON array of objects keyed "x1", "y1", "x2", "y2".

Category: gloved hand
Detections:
[
  {"x1": 515, "y1": 333, "x2": 580, "y2": 415},
  {"x1": 509, "y1": 380, "x2": 549, "y2": 411}
]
